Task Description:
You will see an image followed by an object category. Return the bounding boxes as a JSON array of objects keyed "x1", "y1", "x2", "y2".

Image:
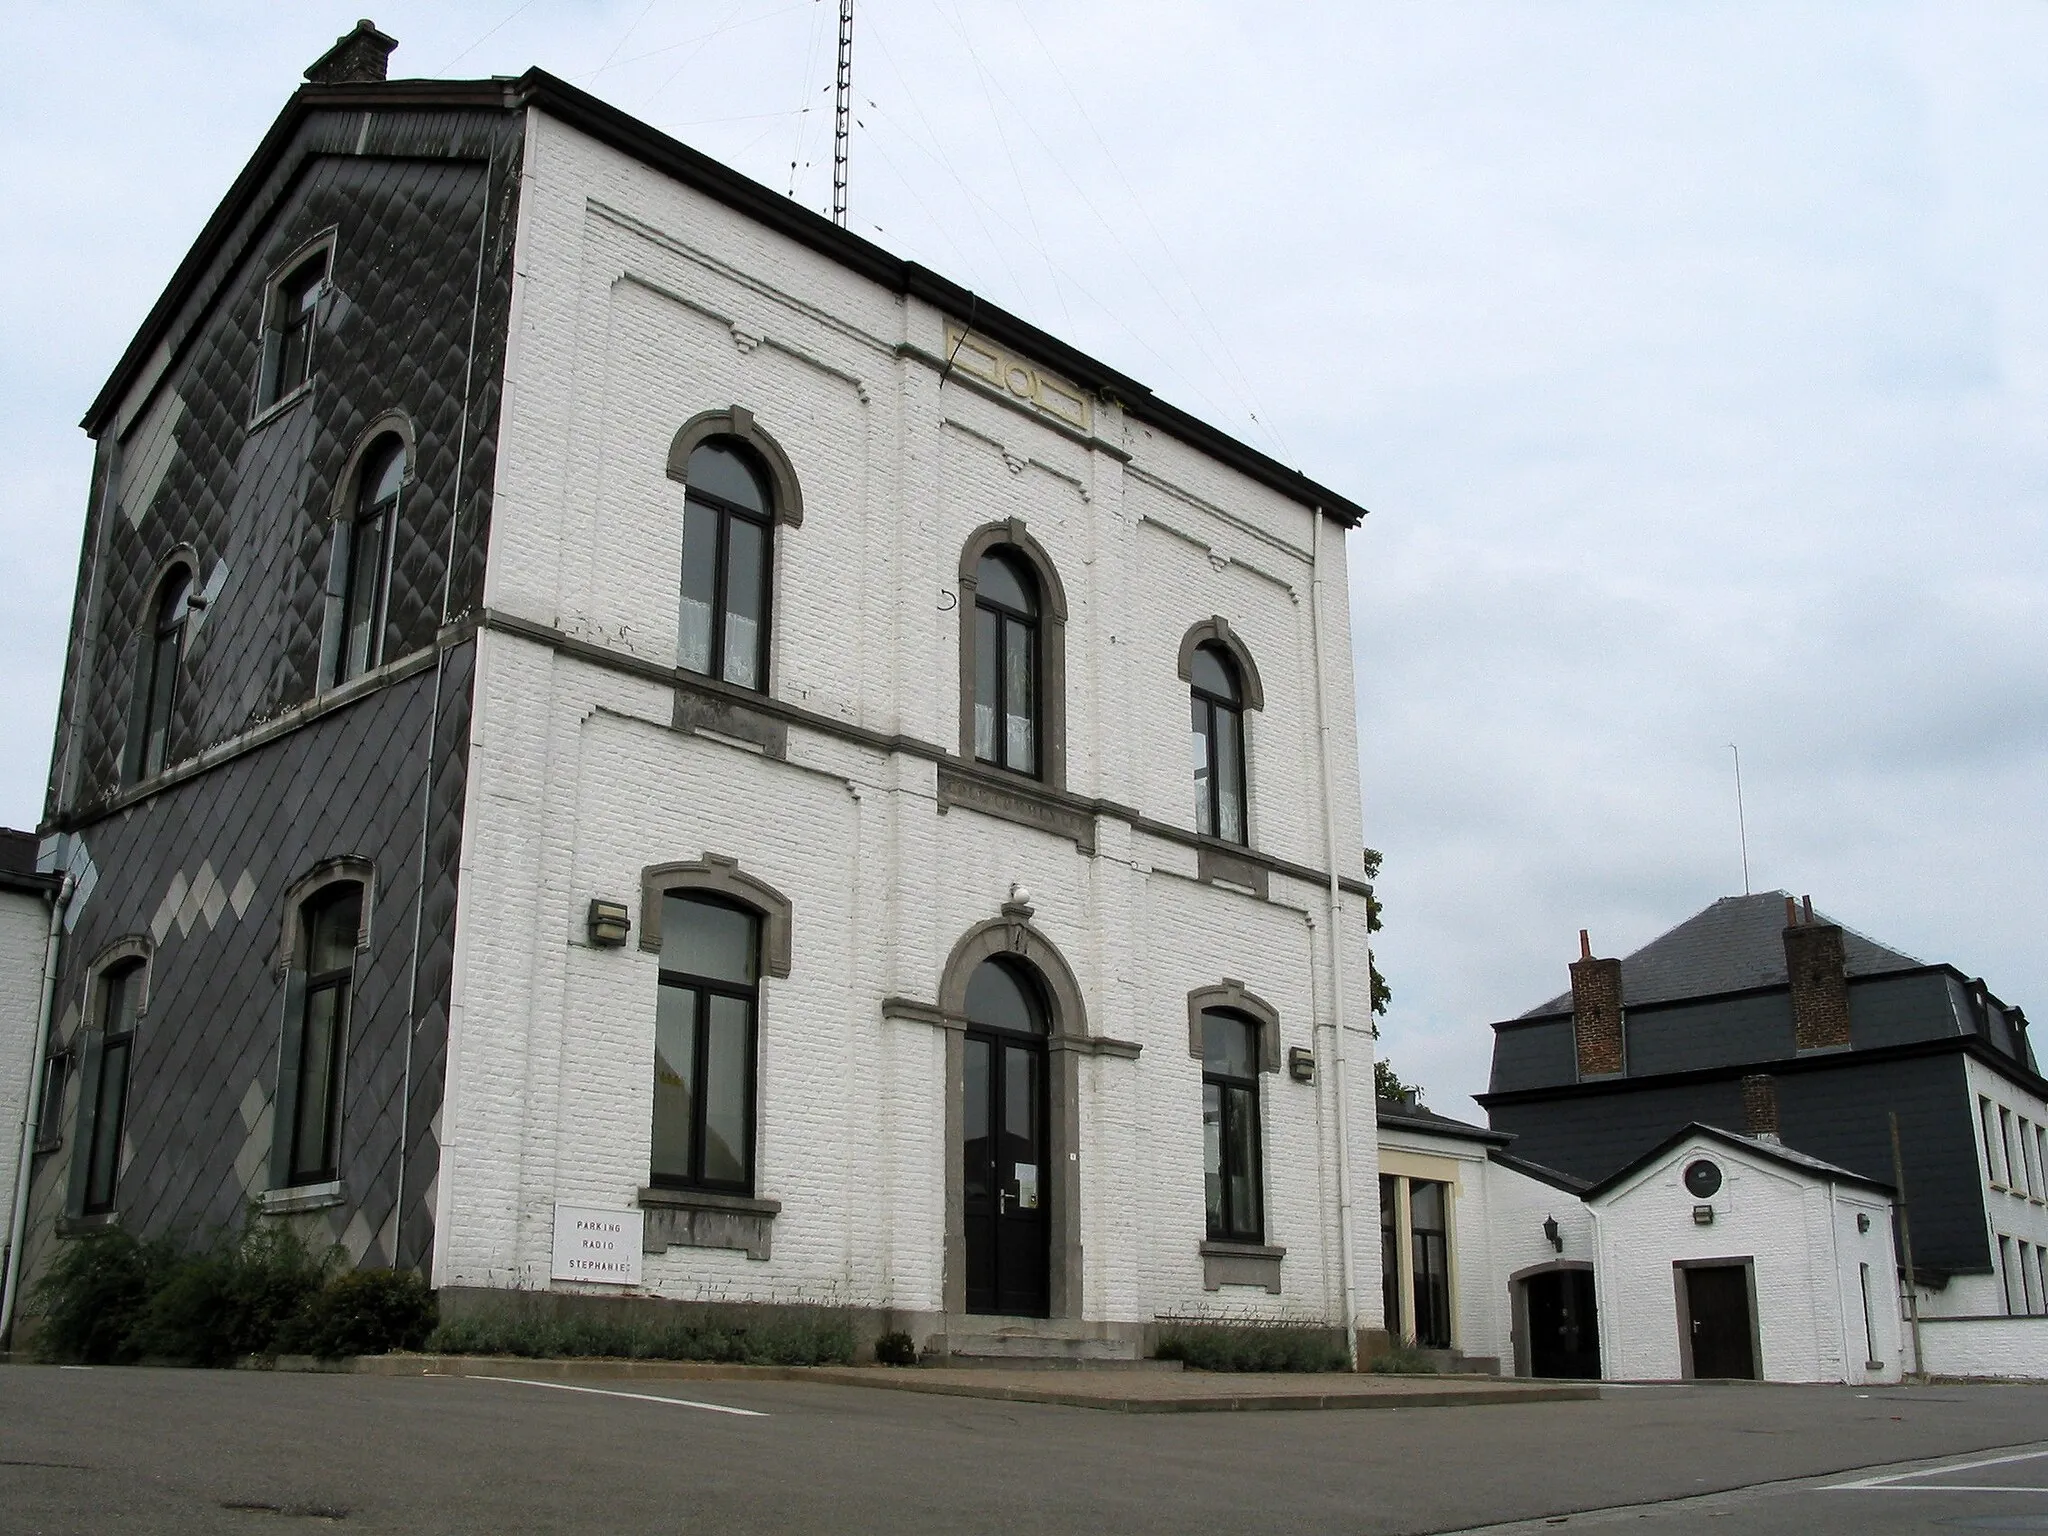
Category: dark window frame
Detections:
[
  {"x1": 1200, "y1": 1007, "x2": 1265, "y2": 1244},
  {"x1": 35, "y1": 1048, "x2": 70, "y2": 1152},
  {"x1": 1409, "y1": 1178, "x2": 1453, "y2": 1349},
  {"x1": 129, "y1": 564, "x2": 194, "y2": 784},
  {"x1": 677, "y1": 439, "x2": 776, "y2": 694},
  {"x1": 255, "y1": 238, "x2": 333, "y2": 416},
  {"x1": 650, "y1": 891, "x2": 762, "y2": 1196},
  {"x1": 283, "y1": 882, "x2": 364, "y2": 1189},
  {"x1": 80, "y1": 962, "x2": 144, "y2": 1217},
  {"x1": 329, "y1": 435, "x2": 404, "y2": 687},
  {"x1": 1190, "y1": 641, "x2": 1249, "y2": 845},
  {"x1": 972, "y1": 549, "x2": 1042, "y2": 778}
]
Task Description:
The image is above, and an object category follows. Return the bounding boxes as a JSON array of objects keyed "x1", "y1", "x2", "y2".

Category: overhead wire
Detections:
[
  {"x1": 786, "y1": 0, "x2": 835, "y2": 202},
  {"x1": 578, "y1": 2, "x2": 810, "y2": 79},
  {"x1": 587, "y1": 0, "x2": 662, "y2": 81},
  {"x1": 436, "y1": 0, "x2": 542, "y2": 74},
  {"x1": 642, "y1": 0, "x2": 766, "y2": 114}
]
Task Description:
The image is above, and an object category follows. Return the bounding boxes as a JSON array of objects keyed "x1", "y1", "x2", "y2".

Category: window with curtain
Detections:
[
  {"x1": 1189, "y1": 642, "x2": 1247, "y2": 843},
  {"x1": 678, "y1": 440, "x2": 773, "y2": 691},
  {"x1": 651, "y1": 892, "x2": 760, "y2": 1192},
  {"x1": 1200, "y1": 1008, "x2": 1263, "y2": 1243},
  {"x1": 286, "y1": 883, "x2": 362, "y2": 1186},
  {"x1": 973, "y1": 549, "x2": 1039, "y2": 776},
  {"x1": 131, "y1": 566, "x2": 193, "y2": 782},
  {"x1": 331, "y1": 436, "x2": 403, "y2": 686},
  {"x1": 80, "y1": 962, "x2": 143, "y2": 1216}
]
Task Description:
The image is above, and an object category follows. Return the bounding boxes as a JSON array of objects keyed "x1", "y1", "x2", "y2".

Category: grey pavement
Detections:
[{"x1": 3, "y1": 1364, "x2": 2046, "y2": 1534}]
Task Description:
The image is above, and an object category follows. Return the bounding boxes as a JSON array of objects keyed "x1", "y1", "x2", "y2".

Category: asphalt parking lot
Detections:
[{"x1": 3, "y1": 1365, "x2": 2045, "y2": 1534}]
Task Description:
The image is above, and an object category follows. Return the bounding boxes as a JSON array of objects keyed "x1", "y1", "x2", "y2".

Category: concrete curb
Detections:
[{"x1": 286, "y1": 1354, "x2": 1602, "y2": 1412}]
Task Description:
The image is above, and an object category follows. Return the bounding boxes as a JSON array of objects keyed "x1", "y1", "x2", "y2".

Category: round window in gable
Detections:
[{"x1": 1683, "y1": 1159, "x2": 1723, "y2": 1198}]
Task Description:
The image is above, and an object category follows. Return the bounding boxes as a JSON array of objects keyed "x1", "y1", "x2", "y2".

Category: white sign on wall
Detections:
[{"x1": 551, "y1": 1204, "x2": 644, "y2": 1286}]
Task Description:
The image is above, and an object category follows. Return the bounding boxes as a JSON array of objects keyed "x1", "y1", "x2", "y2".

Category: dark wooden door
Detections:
[
  {"x1": 963, "y1": 1032, "x2": 1049, "y2": 1316},
  {"x1": 1526, "y1": 1269, "x2": 1601, "y2": 1379},
  {"x1": 1684, "y1": 1265, "x2": 1757, "y2": 1379}
]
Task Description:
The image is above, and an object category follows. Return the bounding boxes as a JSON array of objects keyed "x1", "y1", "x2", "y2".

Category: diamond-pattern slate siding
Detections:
[{"x1": 26, "y1": 98, "x2": 519, "y2": 1280}]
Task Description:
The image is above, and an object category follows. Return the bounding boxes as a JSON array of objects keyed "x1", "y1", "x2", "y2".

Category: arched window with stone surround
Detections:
[
  {"x1": 129, "y1": 563, "x2": 193, "y2": 782},
  {"x1": 329, "y1": 434, "x2": 404, "y2": 686},
  {"x1": 677, "y1": 439, "x2": 774, "y2": 692},
  {"x1": 957, "y1": 521, "x2": 1070, "y2": 788},
  {"x1": 1189, "y1": 642, "x2": 1248, "y2": 844}
]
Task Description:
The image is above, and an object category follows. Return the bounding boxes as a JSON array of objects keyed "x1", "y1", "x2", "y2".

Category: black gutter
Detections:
[
  {"x1": 1475, "y1": 1031, "x2": 2048, "y2": 1108},
  {"x1": 1577, "y1": 1121, "x2": 1894, "y2": 1202},
  {"x1": 82, "y1": 71, "x2": 1370, "y2": 528},
  {"x1": 1377, "y1": 1102, "x2": 1512, "y2": 1147}
]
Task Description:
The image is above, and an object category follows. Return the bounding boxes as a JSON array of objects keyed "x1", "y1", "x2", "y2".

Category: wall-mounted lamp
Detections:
[
  {"x1": 1542, "y1": 1215, "x2": 1563, "y2": 1253},
  {"x1": 1692, "y1": 1204, "x2": 1715, "y2": 1226},
  {"x1": 587, "y1": 899, "x2": 632, "y2": 947},
  {"x1": 1287, "y1": 1046, "x2": 1317, "y2": 1083},
  {"x1": 1857, "y1": 1212, "x2": 1871, "y2": 1234}
]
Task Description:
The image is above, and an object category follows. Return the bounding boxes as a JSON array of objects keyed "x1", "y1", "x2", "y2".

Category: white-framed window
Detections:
[{"x1": 1982, "y1": 1096, "x2": 2006, "y2": 1187}]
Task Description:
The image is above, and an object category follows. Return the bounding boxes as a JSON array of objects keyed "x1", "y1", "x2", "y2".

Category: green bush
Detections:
[
  {"x1": 130, "y1": 1218, "x2": 336, "y2": 1367},
  {"x1": 1152, "y1": 1320, "x2": 1349, "y2": 1373},
  {"x1": 27, "y1": 1229, "x2": 176, "y2": 1364},
  {"x1": 283, "y1": 1268, "x2": 437, "y2": 1360},
  {"x1": 426, "y1": 1307, "x2": 858, "y2": 1366},
  {"x1": 1366, "y1": 1344, "x2": 1439, "y2": 1374},
  {"x1": 873, "y1": 1330, "x2": 918, "y2": 1366}
]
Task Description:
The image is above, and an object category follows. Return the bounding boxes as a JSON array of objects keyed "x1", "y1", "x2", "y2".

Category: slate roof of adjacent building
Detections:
[
  {"x1": 1487, "y1": 1149, "x2": 1592, "y2": 1193},
  {"x1": 1377, "y1": 1097, "x2": 1513, "y2": 1147},
  {"x1": 1520, "y1": 891, "x2": 1923, "y2": 1017},
  {"x1": 0, "y1": 827, "x2": 57, "y2": 898},
  {"x1": 1581, "y1": 1121, "x2": 1895, "y2": 1201}
]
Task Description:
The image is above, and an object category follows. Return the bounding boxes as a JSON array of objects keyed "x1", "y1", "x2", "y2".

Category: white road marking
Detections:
[
  {"x1": 1830, "y1": 1447, "x2": 2048, "y2": 1491},
  {"x1": 478, "y1": 1376, "x2": 767, "y2": 1418}
]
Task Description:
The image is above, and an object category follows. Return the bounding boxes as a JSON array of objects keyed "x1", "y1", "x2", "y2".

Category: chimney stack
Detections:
[
  {"x1": 1783, "y1": 893, "x2": 1851, "y2": 1051},
  {"x1": 1570, "y1": 932, "x2": 1626, "y2": 1079},
  {"x1": 1741, "y1": 1073, "x2": 1781, "y2": 1141},
  {"x1": 305, "y1": 19, "x2": 398, "y2": 85}
]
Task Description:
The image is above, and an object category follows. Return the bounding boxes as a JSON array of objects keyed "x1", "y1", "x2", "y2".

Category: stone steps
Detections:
[{"x1": 926, "y1": 1317, "x2": 1168, "y2": 1370}]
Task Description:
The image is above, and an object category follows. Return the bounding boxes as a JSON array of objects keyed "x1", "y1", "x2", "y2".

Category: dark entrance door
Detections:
[
  {"x1": 1525, "y1": 1269, "x2": 1601, "y2": 1379},
  {"x1": 1684, "y1": 1264, "x2": 1757, "y2": 1379},
  {"x1": 962, "y1": 959, "x2": 1050, "y2": 1317}
]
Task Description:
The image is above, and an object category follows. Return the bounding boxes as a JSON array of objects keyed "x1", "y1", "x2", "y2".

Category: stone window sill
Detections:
[
  {"x1": 260, "y1": 1180, "x2": 347, "y2": 1215},
  {"x1": 1199, "y1": 1239, "x2": 1286, "y2": 1294},
  {"x1": 58, "y1": 1212, "x2": 120, "y2": 1237},
  {"x1": 638, "y1": 1186, "x2": 781, "y2": 1262}
]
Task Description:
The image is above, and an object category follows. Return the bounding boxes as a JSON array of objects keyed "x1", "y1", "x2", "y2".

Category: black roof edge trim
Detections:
[
  {"x1": 1578, "y1": 1121, "x2": 1895, "y2": 1202},
  {"x1": 84, "y1": 70, "x2": 1371, "y2": 529},
  {"x1": 1377, "y1": 1102, "x2": 1513, "y2": 1146},
  {"x1": 0, "y1": 870, "x2": 61, "y2": 898},
  {"x1": 1476, "y1": 1031, "x2": 2048, "y2": 1106},
  {"x1": 1486, "y1": 1149, "x2": 1592, "y2": 1193},
  {"x1": 1490, "y1": 963, "x2": 1978, "y2": 1032}
]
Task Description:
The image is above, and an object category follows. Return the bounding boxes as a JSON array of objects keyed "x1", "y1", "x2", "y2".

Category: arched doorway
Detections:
[
  {"x1": 961, "y1": 957, "x2": 1050, "y2": 1316},
  {"x1": 1515, "y1": 1263, "x2": 1601, "y2": 1379}
]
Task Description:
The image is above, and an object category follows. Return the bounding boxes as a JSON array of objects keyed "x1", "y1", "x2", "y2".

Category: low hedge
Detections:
[
  {"x1": 1152, "y1": 1320, "x2": 1350, "y2": 1373},
  {"x1": 425, "y1": 1308, "x2": 857, "y2": 1366}
]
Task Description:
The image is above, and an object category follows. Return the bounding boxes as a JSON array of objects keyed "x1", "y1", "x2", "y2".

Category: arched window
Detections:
[
  {"x1": 1200, "y1": 1008, "x2": 1263, "y2": 1243},
  {"x1": 79, "y1": 960, "x2": 144, "y2": 1216},
  {"x1": 1190, "y1": 642, "x2": 1247, "y2": 844},
  {"x1": 651, "y1": 892, "x2": 761, "y2": 1192},
  {"x1": 973, "y1": 550, "x2": 1040, "y2": 775},
  {"x1": 331, "y1": 437, "x2": 403, "y2": 686},
  {"x1": 259, "y1": 246, "x2": 329, "y2": 411},
  {"x1": 678, "y1": 440, "x2": 773, "y2": 691},
  {"x1": 131, "y1": 565, "x2": 193, "y2": 782},
  {"x1": 963, "y1": 957, "x2": 1049, "y2": 1316},
  {"x1": 283, "y1": 882, "x2": 363, "y2": 1187}
]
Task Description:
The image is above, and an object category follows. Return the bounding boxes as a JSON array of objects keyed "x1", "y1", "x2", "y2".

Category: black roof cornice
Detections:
[{"x1": 84, "y1": 70, "x2": 1370, "y2": 528}]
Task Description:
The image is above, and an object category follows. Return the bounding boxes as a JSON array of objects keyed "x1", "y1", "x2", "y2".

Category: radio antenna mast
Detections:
[
  {"x1": 1729, "y1": 743, "x2": 1751, "y2": 895},
  {"x1": 831, "y1": 0, "x2": 853, "y2": 227}
]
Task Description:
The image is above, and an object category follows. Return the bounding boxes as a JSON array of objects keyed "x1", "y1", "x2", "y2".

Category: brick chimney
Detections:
[
  {"x1": 1740, "y1": 1073, "x2": 1780, "y2": 1141},
  {"x1": 1783, "y1": 894, "x2": 1851, "y2": 1051},
  {"x1": 1570, "y1": 929, "x2": 1626, "y2": 1079},
  {"x1": 305, "y1": 19, "x2": 398, "y2": 84}
]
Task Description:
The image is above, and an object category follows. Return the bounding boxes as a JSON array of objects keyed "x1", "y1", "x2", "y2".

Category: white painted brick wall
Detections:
[
  {"x1": 435, "y1": 109, "x2": 1378, "y2": 1326},
  {"x1": 1955, "y1": 1056, "x2": 2048, "y2": 1319},
  {"x1": 1590, "y1": 1133, "x2": 1901, "y2": 1384},
  {"x1": 1913, "y1": 1316, "x2": 2048, "y2": 1379},
  {"x1": 0, "y1": 891, "x2": 51, "y2": 1250}
]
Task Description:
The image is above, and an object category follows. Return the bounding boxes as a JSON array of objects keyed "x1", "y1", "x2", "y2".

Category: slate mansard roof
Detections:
[
  {"x1": 1521, "y1": 891, "x2": 1922, "y2": 1018},
  {"x1": 82, "y1": 68, "x2": 1370, "y2": 530}
]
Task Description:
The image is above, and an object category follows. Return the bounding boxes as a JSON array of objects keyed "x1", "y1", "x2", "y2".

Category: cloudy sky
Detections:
[{"x1": 5, "y1": 3, "x2": 2043, "y2": 1120}]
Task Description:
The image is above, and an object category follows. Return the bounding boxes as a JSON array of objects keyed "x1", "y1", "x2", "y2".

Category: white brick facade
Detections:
[
  {"x1": 0, "y1": 889, "x2": 53, "y2": 1258},
  {"x1": 432, "y1": 111, "x2": 1380, "y2": 1335}
]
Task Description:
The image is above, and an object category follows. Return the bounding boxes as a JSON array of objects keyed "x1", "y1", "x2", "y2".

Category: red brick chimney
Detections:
[
  {"x1": 305, "y1": 20, "x2": 398, "y2": 85},
  {"x1": 1784, "y1": 894, "x2": 1851, "y2": 1051},
  {"x1": 1570, "y1": 928, "x2": 1626, "y2": 1079},
  {"x1": 1741, "y1": 1073, "x2": 1780, "y2": 1140}
]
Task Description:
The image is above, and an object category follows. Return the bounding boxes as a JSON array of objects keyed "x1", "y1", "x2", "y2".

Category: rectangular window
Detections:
[
  {"x1": 1983, "y1": 1097, "x2": 2006, "y2": 1186},
  {"x1": 81, "y1": 967, "x2": 141, "y2": 1216},
  {"x1": 2024, "y1": 1243, "x2": 2042, "y2": 1317},
  {"x1": 2001, "y1": 1235, "x2": 2022, "y2": 1316},
  {"x1": 1410, "y1": 1179, "x2": 1452, "y2": 1349},
  {"x1": 2023, "y1": 1117, "x2": 2043, "y2": 1199},
  {"x1": 1380, "y1": 1174, "x2": 1402, "y2": 1342},
  {"x1": 1199, "y1": 1009, "x2": 1263, "y2": 1243},
  {"x1": 35, "y1": 1050, "x2": 68, "y2": 1150},
  {"x1": 2003, "y1": 1107, "x2": 2020, "y2": 1195},
  {"x1": 285, "y1": 884, "x2": 362, "y2": 1187},
  {"x1": 1858, "y1": 1262, "x2": 1879, "y2": 1366},
  {"x1": 2031, "y1": 1246, "x2": 2048, "y2": 1317},
  {"x1": 650, "y1": 893, "x2": 758, "y2": 1193}
]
